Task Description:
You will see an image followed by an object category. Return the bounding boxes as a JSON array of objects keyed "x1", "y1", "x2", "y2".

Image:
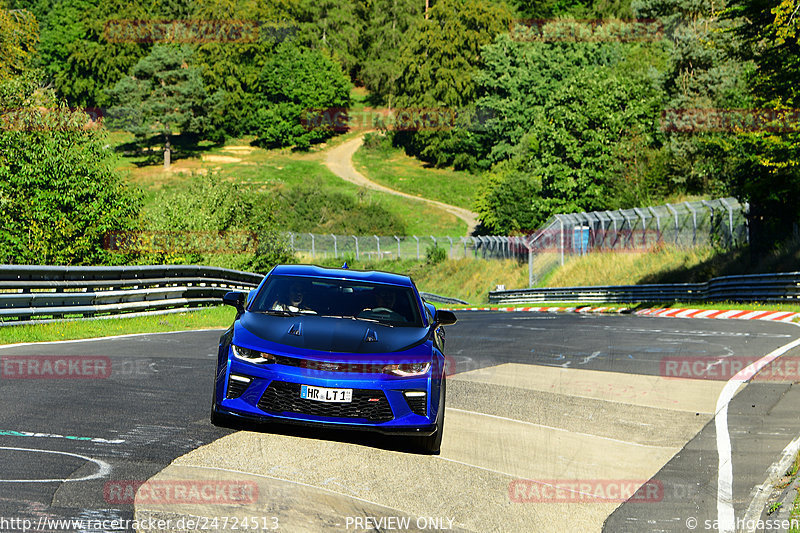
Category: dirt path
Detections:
[{"x1": 325, "y1": 135, "x2": 479, "y2": 236}]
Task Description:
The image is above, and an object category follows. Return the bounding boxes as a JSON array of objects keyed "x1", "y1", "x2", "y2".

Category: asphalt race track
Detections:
[{"x1": 2, "y1": 312, "x2": 800, "y2": 532}]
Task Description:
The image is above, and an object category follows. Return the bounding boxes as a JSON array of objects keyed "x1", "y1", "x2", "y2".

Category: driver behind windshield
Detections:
[
  {"x1": 360, "y1": 287, "x2": 406, "y2": 322},
  {"x1": 374, "y1": 287, "x2": 397, "y2": 311}
]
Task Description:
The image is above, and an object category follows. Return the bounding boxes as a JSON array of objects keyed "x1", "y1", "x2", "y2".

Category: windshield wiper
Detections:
[
  {"x1": 257, "y1": 309, "x2": 297, "y2": 317},
  {"x1": 356, "y1": 317, "x2": 394, "y2": 327}
]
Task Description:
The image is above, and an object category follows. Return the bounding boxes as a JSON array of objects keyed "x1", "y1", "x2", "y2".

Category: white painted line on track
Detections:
[
  {"x1": 448, "y1": 408, "x2": 674, "y2": 449},
  {"x1": 0, "y1": 328, "x2": 226, "y2": 350},
  {"x1": 0, "y1": 447, "x2": 111, "y2": 483},
  {"x1": 715, "y1": 332, "x2": 800, "y2": 533},
  {"x1": 741, "y1": 433, "x2": 800, "y2": 533}
]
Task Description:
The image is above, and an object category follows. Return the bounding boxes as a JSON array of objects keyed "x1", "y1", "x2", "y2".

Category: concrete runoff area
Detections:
[
  {"x1": 3, "y1": 313, "x2": 800, "y2": 532},
  {"x1": 135, "y1": 363, "x2": 735, "y2": 531}
]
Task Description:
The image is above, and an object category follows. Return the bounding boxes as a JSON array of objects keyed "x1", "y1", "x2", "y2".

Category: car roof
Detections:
[{"x1": 269, "y1": 264, "x2": 415, "y2": 288}]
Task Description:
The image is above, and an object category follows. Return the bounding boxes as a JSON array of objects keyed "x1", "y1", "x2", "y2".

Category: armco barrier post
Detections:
[
  {"x1": 309, "y1": 233, "x2": 315, "y2": 258},
  {"x1": 331, "y1": 234, "x2": 337, "y2": 258},
  {"x1": 374, "y1": 235, "x2": 380, "y2": 257},
  {"x1": 394, "y1": 235, "x2": 400, "y2": 258}
]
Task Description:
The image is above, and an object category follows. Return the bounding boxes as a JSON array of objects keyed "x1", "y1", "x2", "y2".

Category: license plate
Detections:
[{"x1": 300, "y1": 384, "x2": 352, "y2": 403}]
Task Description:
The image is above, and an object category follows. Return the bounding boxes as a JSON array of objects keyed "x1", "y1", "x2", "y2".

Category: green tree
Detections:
[
  {"x1": 389, "y1": 0, "x2": 512, "y2": 169},
  {"x1": 357, "y1": 0, "x2": 424, "y2": 105},
  {"x1": 0, "y1": 5, "x2": 38, "y2": 81},
  {"x1": 291, "y1": 0, "x2": 363, "y2": 78},
  {"x1": 472, "y1": 35, "x2": 665, "y2": 232},
  {"x1": 633, "y1": 0, "x2": 752, "y2": 194},
  {"x1": 393, "y1": 0, "x2": 513, "y2": 108},
  {"x1": 54, "y1": 0, "x2": 155, "y2": 107},
  {"x1": 191, "y1": 0, "x2": 299, "y2": 138},
  {"x1": 723, "y1": 0, "x2": 800, "y2": 244},
  {"x1": 0, "y1": 77, "x2": 141, "y2": 265},
  {"x1": 107, "y1": 45, "x2": 211, "y2": 168},
  {"x1": 254, "y1": 42, "x2": 351, "y2": 149}
]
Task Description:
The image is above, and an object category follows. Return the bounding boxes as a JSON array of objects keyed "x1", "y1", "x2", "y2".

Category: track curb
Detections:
[{"x1": 442, "y1": 306, "x2": 800, "y2": 322}]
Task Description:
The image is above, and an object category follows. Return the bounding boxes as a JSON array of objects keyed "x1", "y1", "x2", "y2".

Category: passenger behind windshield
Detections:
[{"x1": 271, "y1": 280, "x2": 316, "y2": 314}]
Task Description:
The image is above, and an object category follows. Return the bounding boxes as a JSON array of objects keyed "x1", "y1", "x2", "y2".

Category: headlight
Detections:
[
  {"x1": 231, "y1": 345, "x2": 276, "y2": 364},
  {"x1": 382, "y1": 362, "x2": 431, "y2": 377}
]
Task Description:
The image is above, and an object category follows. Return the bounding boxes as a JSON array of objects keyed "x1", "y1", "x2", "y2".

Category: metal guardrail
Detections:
[
  {"x1": 0, "y1": 265, "x2": 263, "y2": 325},
  {"x1": 489, "y1": 272, "x2": 800, "y2": 304},
  {"x1": 420, "y1": 292, "x2": 469, "y2": 305},
  {"x1": 0, "y1": 265, "x2": 467, "y2": 325}
]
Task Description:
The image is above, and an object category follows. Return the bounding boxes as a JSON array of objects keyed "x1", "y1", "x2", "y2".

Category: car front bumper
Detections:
[{"x1": 214, "y1": 356, "x2": 443, "y2": 434}]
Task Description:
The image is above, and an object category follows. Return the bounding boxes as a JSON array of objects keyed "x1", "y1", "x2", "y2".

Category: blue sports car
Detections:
[{"x1": 211, "y1": 264, "x2": 457, "y2": 454}]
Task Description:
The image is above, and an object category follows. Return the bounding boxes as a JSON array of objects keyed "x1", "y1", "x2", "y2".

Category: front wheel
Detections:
[
  {"x1": 414, "y1": 378, "x2": 445, "y2": 454},
  {"x1": 211, "y1": 404, "x2": 238, "y2": 429}
]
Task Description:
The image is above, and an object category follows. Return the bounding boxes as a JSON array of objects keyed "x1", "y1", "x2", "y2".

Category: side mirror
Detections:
[
  {"x1": 435, "y1": 310, "x2": 457, "y2": 326},
  {"x1": 222, "y1": 291, "x2": 246, "y2": 313}
]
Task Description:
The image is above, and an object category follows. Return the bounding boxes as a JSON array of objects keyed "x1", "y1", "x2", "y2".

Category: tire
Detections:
[
  {"x1": 415, "y1": 377, "x2": 445, "y2": 454},
  {"x1": 210, "y1": 404, "x2": 237, "y2": 429}
]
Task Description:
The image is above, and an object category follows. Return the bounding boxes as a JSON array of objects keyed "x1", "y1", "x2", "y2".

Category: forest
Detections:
[{"x1": 0, "y1": 0, "x2": 798, "y2": 265}]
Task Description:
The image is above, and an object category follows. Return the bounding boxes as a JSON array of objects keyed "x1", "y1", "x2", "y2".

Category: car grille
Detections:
[
  {"x1": 257, "y1": 381, "x2": 394, "y2": 422},
  {"x1": 404, "y1": 392, "x2": 427, "y2": 416},
  {"x1": 226, "y1": 375, "x2": 250, "y2": 399},
  {"x1": 273, "y1": 355, "x2": 384, "y2": 374}
]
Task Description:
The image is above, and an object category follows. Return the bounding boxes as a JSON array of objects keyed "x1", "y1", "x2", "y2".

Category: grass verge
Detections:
[{"x1": 0, "y1": 306, "x2": 236, "y2": 345}]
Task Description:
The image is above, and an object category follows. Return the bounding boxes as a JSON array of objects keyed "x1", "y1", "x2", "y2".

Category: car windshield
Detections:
[{"x1": 250, "y1": 275, "x2": 423, "y2": 327}]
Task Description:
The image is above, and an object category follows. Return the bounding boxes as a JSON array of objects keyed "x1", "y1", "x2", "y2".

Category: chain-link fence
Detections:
[
  {"x1": 522, "y1": 197, "x2": 747, "y2": 285},
  {"x1": 286, "y1": 233, "x2": 524, "y2": 261},
  {"x1": 286, "y1": 197, "x2": 748, "y2": 287}
]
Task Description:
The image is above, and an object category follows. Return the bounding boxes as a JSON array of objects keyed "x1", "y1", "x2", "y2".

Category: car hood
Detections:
[{"x1": 238, "y1": 313, "x2": 430, "y2": 354}]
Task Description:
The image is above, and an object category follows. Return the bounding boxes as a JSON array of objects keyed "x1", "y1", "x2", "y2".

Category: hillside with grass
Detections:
[
  {"x1": 112, "y1": 129, "x2": 466, "y2": 238},
  {"x1": 542, "y1": 243, "x2": 800, "y2": 287}
]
